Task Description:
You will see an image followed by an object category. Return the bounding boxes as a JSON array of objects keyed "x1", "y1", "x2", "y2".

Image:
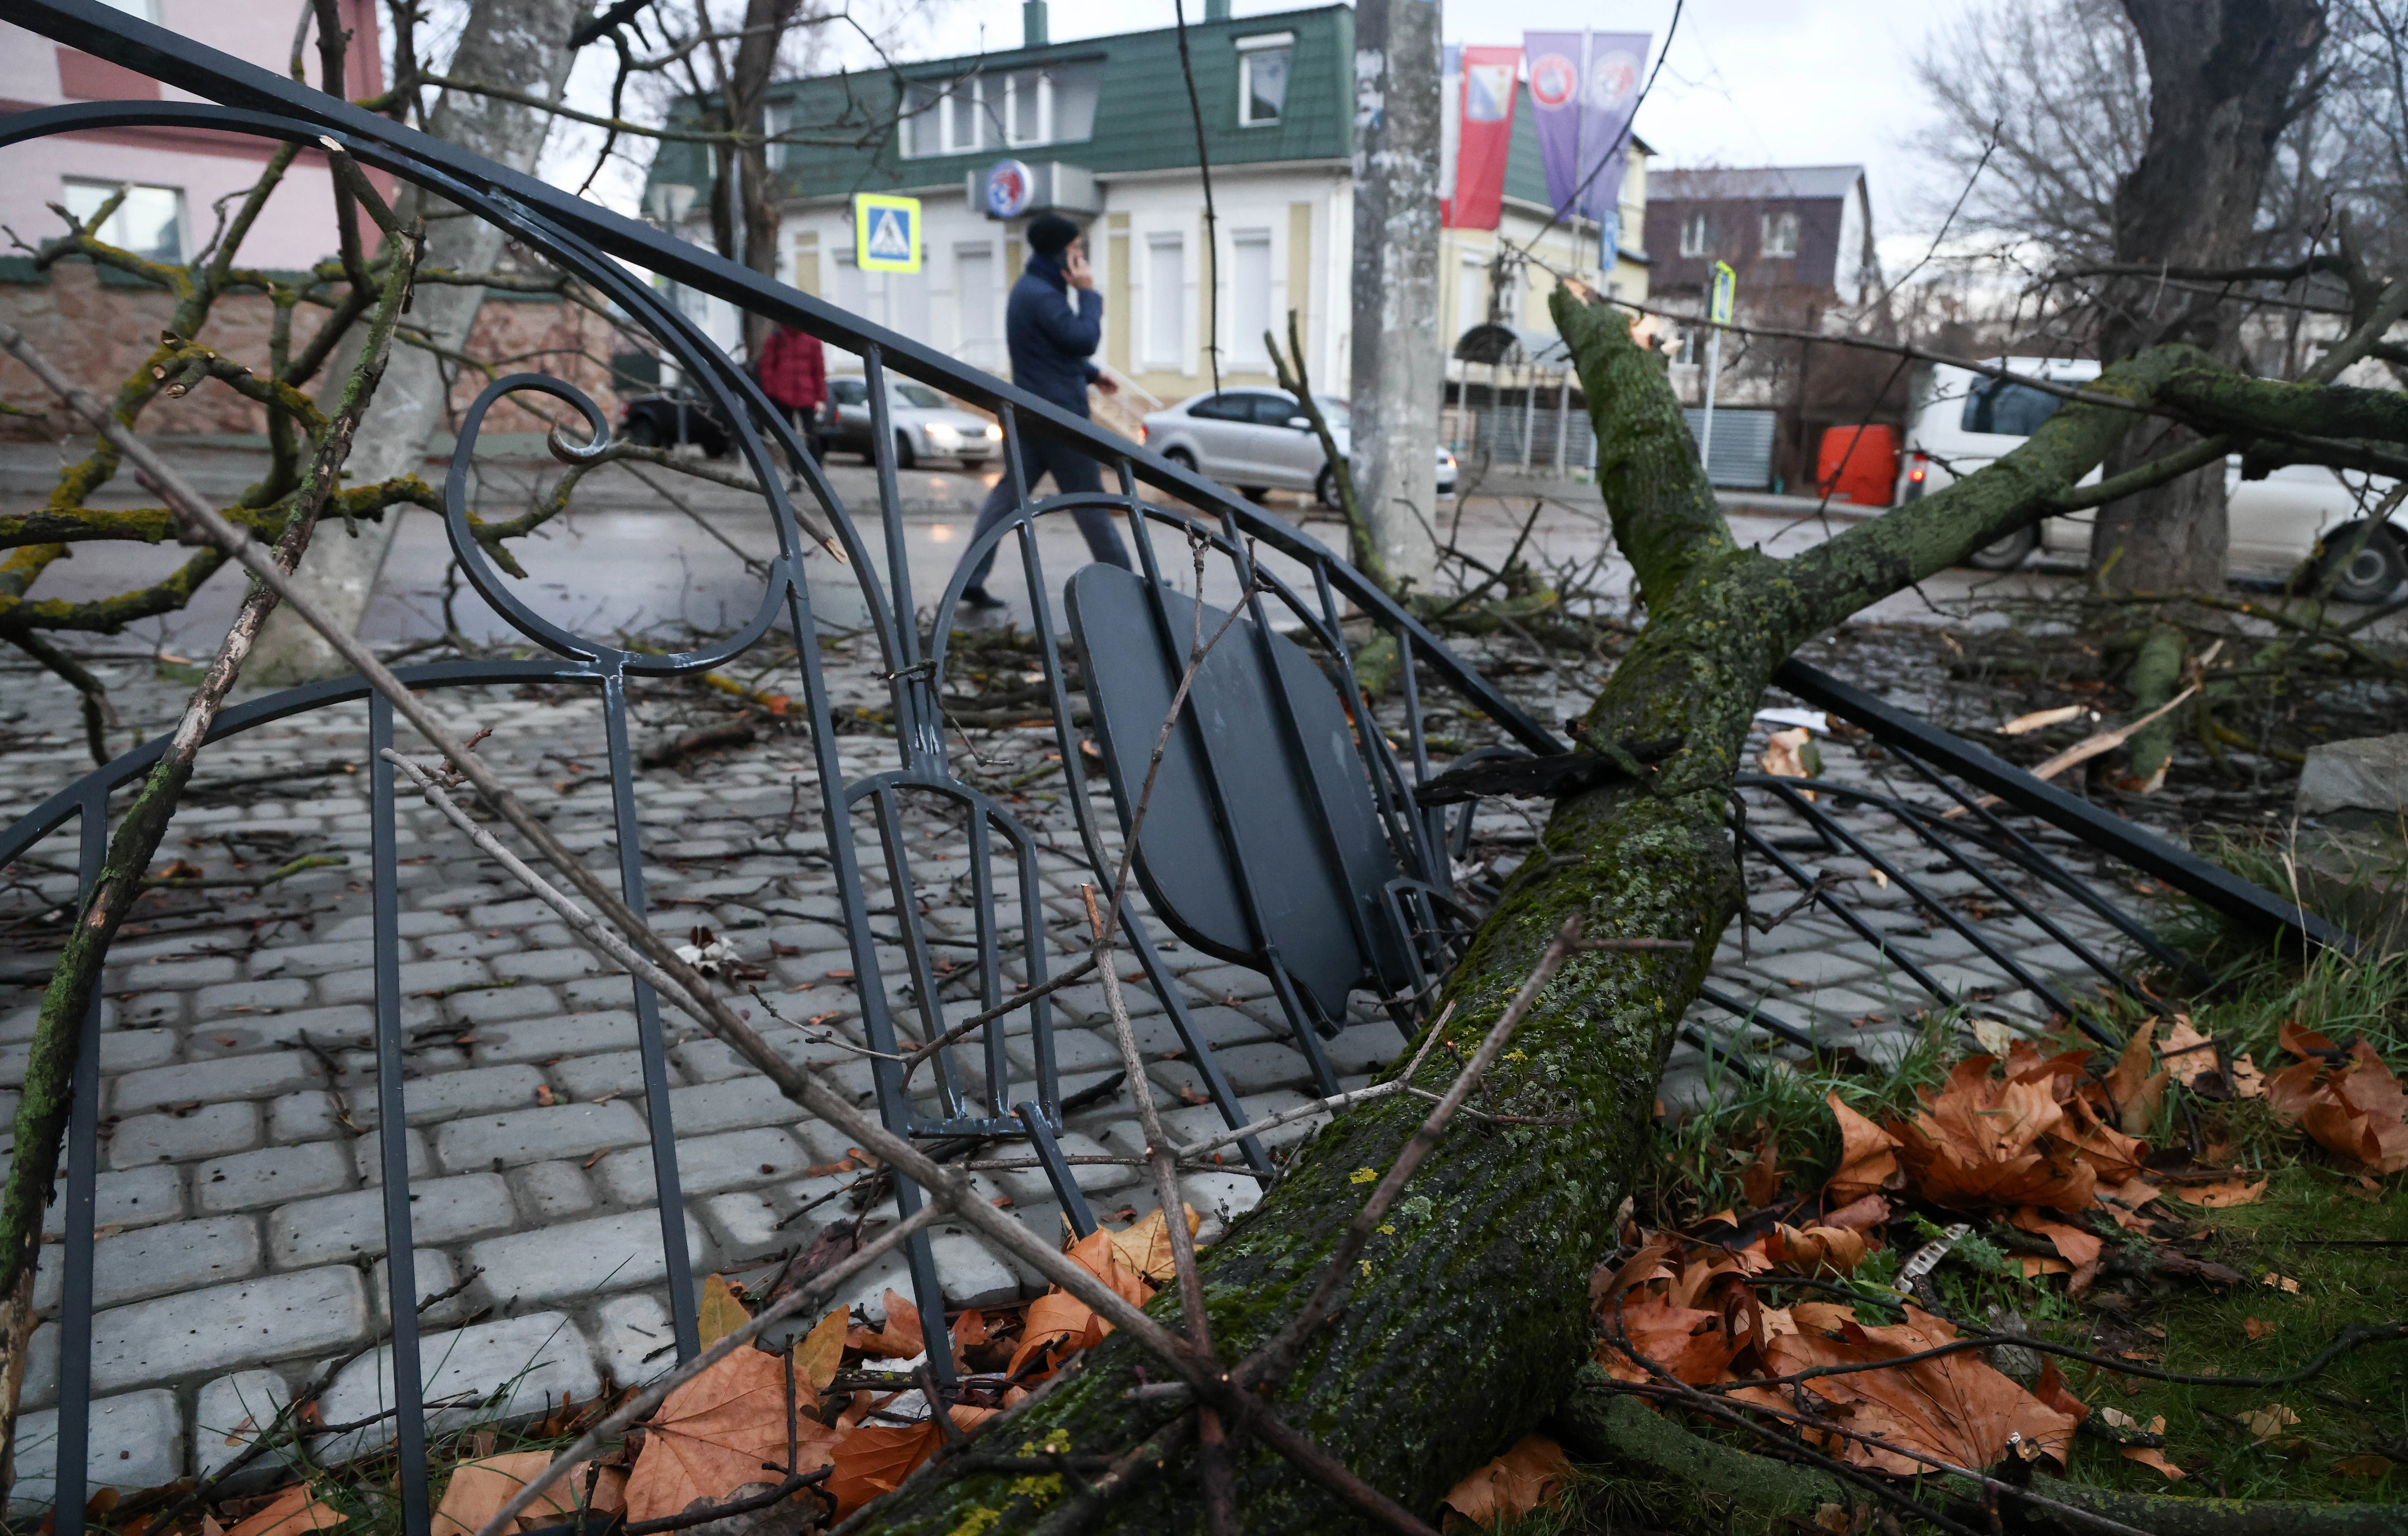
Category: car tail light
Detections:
[
  {"x1": 1908, "y1": 452, "x2": 1927, "y2": 484},
  {"x1": 1138, "y1": 424, "x2": 1148, "y2": 444}
]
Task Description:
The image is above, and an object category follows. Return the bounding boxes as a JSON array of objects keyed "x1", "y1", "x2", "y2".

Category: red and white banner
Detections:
[{"x1": 1441, "y1": 45, "x2": 1520, "y2": 230}]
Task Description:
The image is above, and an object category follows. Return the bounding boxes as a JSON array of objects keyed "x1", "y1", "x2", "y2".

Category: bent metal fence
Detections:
[{"x1": 0, "y1": 1, "x2": 2349, "y2": 1528}]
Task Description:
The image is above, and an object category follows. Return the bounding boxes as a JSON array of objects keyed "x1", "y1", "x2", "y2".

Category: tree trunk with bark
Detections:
[
  {"x1": 247, "y1": 0, "x2": 585, "y2": 684},
  {"x1": 2086, "y1": 0, "x2": 2328, "y2": 598},
  {"x1": 847, "y1": 293, "x2": 2198, "y2": 1536},
  {"x1": 712, "y1": 0, "x2": 806, "y2": 359}
]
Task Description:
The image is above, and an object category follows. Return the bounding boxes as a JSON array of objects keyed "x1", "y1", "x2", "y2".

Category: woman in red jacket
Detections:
[{"x1": 756, "y1": 321, "x2": 827, "y2": 458}]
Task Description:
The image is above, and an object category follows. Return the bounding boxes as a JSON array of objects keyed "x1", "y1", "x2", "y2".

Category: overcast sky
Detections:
[{"x1": 917, "y1": 0, "x2": 1985, "y2": 261}]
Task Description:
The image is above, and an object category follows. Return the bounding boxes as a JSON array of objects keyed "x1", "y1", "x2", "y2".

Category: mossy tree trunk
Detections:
[{"x1": 851, "y1": 291, "x2": 2200, "y2": 1536}]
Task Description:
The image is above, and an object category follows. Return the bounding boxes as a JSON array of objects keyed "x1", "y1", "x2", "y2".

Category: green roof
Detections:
[{"x1": 650, "y1": 5, "x2": 1354, "y2": 203}]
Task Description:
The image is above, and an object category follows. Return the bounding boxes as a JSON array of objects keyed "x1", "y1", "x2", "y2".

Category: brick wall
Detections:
[{"x1": 0, "y1": 263, "x2": 626, "y2": 443}]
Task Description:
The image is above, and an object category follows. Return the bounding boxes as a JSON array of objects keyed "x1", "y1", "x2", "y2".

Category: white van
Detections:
[{"x1": 1897, "y1": 358, "x2": 2407, "y2": 602}]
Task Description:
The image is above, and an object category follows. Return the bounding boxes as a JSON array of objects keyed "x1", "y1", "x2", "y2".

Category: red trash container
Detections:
[{"x1": 1815, "y1": 424, "x2": 1900, "y2": 507}]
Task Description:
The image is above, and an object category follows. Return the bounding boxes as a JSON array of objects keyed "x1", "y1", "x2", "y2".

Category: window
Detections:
[
  {"x1": 1678, "y1": 212, "x2": 1712, "y2": 259},
  {"x1": 900, "y1": 64, "x2": 1101, "y2": 157},
  {"x1": 1237, "y1": 34, "x2": 1291, "y2": 126},
  {"x1": 764, "y1": 102, "x2": 792, "y2": 170},
  {"x1": 1229, "y1": 229, "x2": 1271, "y2": 368},
  {"x1": 829, "y1": 379, "x2": 869, "y2": 406},
  {"x1": 62, "y1": 179, "x2": 184, "y2": 262},
  {"x1": 894, "y1": 382, "x2": 946, "y2": 409},
  {"x1": 955, "y1": 244, "x2": 998, "y2": 368},
  {"x1": 1457, "y1": 255, "x2": 1489, "y2": 335},
  {"x1": 1146, "y1": 234, "x2": 1185, "y2": 369},
  {"x1": 1248, "y1": 394, "x2": 1304, "y2": 426},
  {"x1": 1188, "y1": 393, "x2": 1251, "y2": 421},
  {"x1": 1960, "y1": 377, "x2": 2064, "y2": 437},
  {"x1": 1760, "y1": 210, "x2": 1799, "y2": 258}
]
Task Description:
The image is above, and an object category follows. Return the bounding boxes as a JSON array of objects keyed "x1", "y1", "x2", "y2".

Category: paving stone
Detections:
[
  {"x1": 591, "y1": 1292, "x2": 678, "y2": 1387},
  {"x1": 511, "y1": 1161, "x2": 596, "y2": 1220},
  {"x1": 321, "y1": 955, "x2": 489, "y2": 1005},
  {"x1": 321, "y1": 911, "x2": 460, "y2": 941},
  {"x1": 194, "y1": 978, "x2": 312, "y2": 1020},
  {"x1": 367, "y1": 1064, "x2": 548, "y2": 1126},
  {"x1": 316, "y1": 1312, "x2": 599, "y2": 1459},
  {"x1": 417, "y1": 930, "x2": 530, "y2": 962},
  {"x1": 663, "y1": 1076, "x2": 817, "y2": 1137},
  {"x1": 370, "y1": 1249, "x2": 461, "y2": 1322},
  {"x1": 249, "y1": 939, "x2": 377, "y2": 978},
  {"x1": 195, "y1": 1370, "x2": 301, "y2": 1493},
  {"x1": 1195, "y1": 1041, "x2": 1315, "y2": 1095},
  {"x1": 113, "y1": 1051, "x2": 318, "y2": 1113},
  {"x1": 988, "y1": 1130, "x2": 1137, "y2": 1203},
  {"x1": 492, "y1": 949, "x2": 605, "y2": 984},
  {"x1": 110, "y1": 955, "x2": 241, "y2": 989},
  {"x1": 194, "y1": 1141, "x2": 353, "y2": 1214},
  {"x1": 466, "y1": 1211, "x2": 707, "y2": 1308},
  {"x1": 0, "y1": 1029, "x2": 175, "y2": 1088},
  {"x1": 600, "y1": 1128, "x2": 812, "y2": 1208},
  {"x1": 551, "y1": 1050, "x2": 658, "y2": 1102},
  {"x1": 1323, "y1": 1020, "x2": 1409, "y2": 1076},
  {"x1": 432, "y1": 1101, "x2": 649, "y2": 1172},
  {"x1": 86, "y1": 1215, "x2": 262, "y2": 1306},
  {"x1": 467, "y1": 1011, "x2": 641, "y2": 1064},
  {"x1": 444, "y1": 984, "x2": 563, "y2": 1025},
  {"x1": 8, "y1": 1390, "x2": 183, "y2": 1515},
  {"x1": 270, "y1": 1173, "x2": 515, "y2": 1266},
  {"x1": 90, "y1": 1265, "x2": 366, "y2": 1392},
  {"x1": 354, "y1": 1127, "x2": 432, "y2": 1185},
  {"x1": 109, "y1": 1103, "x2": 262, "y2": 1169},
  {"x1": 38, "y1": 1166, "x2": 182, "y2": 1237}
]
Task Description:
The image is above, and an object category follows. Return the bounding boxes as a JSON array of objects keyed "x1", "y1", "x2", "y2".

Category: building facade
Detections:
[{"x1": 646, "y1": 3, "x2": 1648, "y2": 421}]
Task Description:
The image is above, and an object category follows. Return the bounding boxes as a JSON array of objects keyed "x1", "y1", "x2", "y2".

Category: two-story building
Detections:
[{"x1": 644, "y1": 1, "x2": 1648, "y2": 433}]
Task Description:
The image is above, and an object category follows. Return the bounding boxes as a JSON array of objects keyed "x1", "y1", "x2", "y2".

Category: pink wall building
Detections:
[{"x1": 0, "y1": 0, "x2": 385, "y2": 271}]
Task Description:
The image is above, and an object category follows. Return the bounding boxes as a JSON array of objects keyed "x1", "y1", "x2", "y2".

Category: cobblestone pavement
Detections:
[{"x1": 0, "y1": 618, "x2": 2161, "y2": 1506}]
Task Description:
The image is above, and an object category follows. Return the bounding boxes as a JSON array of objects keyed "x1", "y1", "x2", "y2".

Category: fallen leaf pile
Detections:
[{"x1": 2264, "y1": 1021, "x2": 2408, "y2": 1175}]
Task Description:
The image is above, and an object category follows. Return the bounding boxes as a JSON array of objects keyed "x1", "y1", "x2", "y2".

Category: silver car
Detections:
[
  {"x1": 1140, "y1": 390, "x2": 1458, "y2": 507},
  {"x1": 825, "y1": 376, "x2": 1004, "y2": 469}
]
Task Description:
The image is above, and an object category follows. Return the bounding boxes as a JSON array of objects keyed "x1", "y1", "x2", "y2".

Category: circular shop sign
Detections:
[
  {"x1": 984, "y1": 159, "x2": 1035, "y2": 219},
  {"x1": 1528, "y1": 53, "x2": 1578, "y2": 109}
]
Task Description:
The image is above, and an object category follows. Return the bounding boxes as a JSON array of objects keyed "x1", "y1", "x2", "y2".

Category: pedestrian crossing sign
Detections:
[{"x1": 854, "y1": 194, "x2": 921, "y2": 273}]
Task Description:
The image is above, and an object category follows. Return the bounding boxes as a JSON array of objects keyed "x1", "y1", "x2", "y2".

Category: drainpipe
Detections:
[{"x1": 1024, "y1": 0, "x2": 1047, "y2": 46}]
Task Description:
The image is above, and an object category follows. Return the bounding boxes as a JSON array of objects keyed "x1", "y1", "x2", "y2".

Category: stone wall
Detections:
[{"x1": 0, "y1": 262, "x2": 626, "y2": 444}]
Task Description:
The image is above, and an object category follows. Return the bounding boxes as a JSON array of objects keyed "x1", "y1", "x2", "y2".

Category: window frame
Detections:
[
  {"x1": 1678, "y1": 212, "x2": 1712, "y2": 259},
  {"x1": 61, "y1": 177, "x2": 186, "y2": 263},
  {"x1": 1760, "y1": 209, "x2": 1800, "y2": 259},
  {"x1": 1236, "y1": 33, "x2": 1293, "y2": 128}
]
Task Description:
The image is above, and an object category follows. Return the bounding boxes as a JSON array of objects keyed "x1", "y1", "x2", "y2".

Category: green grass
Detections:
[{"x1": 2052, "y1": 1161, "x2": 2408, "y2": 1504}]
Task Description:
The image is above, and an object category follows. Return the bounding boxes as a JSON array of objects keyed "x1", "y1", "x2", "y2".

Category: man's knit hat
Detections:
[{"x1": 1028, "y1": 212, "x2": 1081, "y2": 257}]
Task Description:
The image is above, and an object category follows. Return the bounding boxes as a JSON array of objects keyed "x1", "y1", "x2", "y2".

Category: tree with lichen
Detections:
[{"x1": 830, "y1": 279, "x2": 2408, "y2": 1533}]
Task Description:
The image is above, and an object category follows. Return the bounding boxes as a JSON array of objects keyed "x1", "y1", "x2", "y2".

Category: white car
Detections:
[
  {"x1": 1898, "y1": 357, "x2": 2406, "y2": 601},
  {"x1": 824, "y1": 376, "x2": 1003, "y2": 469},
  {"x1": 1139, "y1": 390, "x2": 1458, "y2": 507}
]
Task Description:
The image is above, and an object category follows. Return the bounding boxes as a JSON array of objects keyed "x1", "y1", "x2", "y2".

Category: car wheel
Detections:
[
  {"x1": 1164, "y1": 447, "x2": 1197, "y2": 474},
  {"x1": 891, "y1": 431, "x2": 918, "y2": 470},
  {"x1": 1315, "y1": 465, "x2": 1337, "y2": 509},
  {"x1": 1240, "y1": 486, "x2": 1269, "y2": 504},
  {"x1": 1964, "y1": 523, "x2": 2039, "y2": 571},
  {"x1": 626, "y1": 416, "x2": 663, "y2": 450},
  {"x1": 2312, "y1": 522, "x2": 2408, "y2": 603}
]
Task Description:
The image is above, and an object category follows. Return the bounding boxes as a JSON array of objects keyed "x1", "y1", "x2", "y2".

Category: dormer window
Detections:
[
  {"x1": 1678, "y1": 212, "x2": 1712, "y2": 258},
  {"x1": 901, "y1": 63, "x2": 1102, "y2": 157},
  {"x1": 1237, "y1": 32, "x2": 1292, "y2": 126},
  {"x1": 1761, "y1": 210, "x2": 1799, "y2": 258}
]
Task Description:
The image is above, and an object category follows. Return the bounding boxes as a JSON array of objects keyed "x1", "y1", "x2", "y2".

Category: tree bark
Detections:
[
  {"x1": 1347, "y1": 0, "x2": 1442, "y2": 594},
  {"x1": 2087, "y1": 0, "x2": 2328, "y2": 595},
  {"x1": 247, "y1": 0, "x2": 585, "y2": 684},
  {"x1": 847, "y1": 296, "x2": 2195, "y2": 1536}
]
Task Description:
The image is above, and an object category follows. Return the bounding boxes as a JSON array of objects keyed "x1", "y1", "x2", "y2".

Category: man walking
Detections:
[{"x1": 955, "y1": 212, "x2": 1131, "y2": 611}]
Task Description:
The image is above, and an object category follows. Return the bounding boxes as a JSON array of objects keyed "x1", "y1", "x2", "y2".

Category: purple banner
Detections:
[{"x1": 1523, "y1": 31, "x2": 1650, "y2": 258}]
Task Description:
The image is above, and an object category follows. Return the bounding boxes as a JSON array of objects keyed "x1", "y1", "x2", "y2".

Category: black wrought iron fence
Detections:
[{"x1": 0, "y1": 3, "x2": 2356, "y2": 1529}]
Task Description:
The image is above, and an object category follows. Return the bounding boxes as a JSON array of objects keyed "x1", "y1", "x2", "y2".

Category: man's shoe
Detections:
[{"x1": 960, "y1": 586, "x2": 1007, "y2": 611}]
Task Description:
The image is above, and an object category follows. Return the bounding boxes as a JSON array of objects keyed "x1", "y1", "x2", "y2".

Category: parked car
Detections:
[
  {"x1": 618, "y1": 390, "x2": 735, "y2": 458},
  {"x1": 824, "y1": 376, "x2": 1003, "y2": 469},
  {"x1": 1139, "y1": 390, "x2": 1458, "y2": 507},
  {"x1": 1898, "y1": 358, "x2": 2407, "y2": 601}
]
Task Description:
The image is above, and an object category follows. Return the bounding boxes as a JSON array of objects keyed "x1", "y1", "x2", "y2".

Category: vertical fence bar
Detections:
[
  {"x1": 369, "y1": 697, "x2": 432, "y2": 1536},
  {"x1": 52, "y1": 789, "x2": 108, "y2": 1536},
  {"x1": 600, "y1": 673, "x2": 701, "y2": 1362}
]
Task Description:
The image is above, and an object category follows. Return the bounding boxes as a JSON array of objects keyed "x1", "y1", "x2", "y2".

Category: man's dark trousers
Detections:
[{"x1": 959, "y1": 430, "x2": 1132, "y2": 590}]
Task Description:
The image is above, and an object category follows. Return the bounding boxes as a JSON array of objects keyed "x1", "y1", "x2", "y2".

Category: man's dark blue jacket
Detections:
[{"x1": 1006, "y1": 252, "x2": 1102, "y2": 418}]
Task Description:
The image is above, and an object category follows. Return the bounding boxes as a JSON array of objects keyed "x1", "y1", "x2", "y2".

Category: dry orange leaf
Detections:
[
  {"x1": 2242, "y1": 1317, "x2": 2277, "y2": 1341},
  {"x1": 432, "y1": 1452, "x2": 620, "y2": 1536},
  {"x1": 623, "y1": 1346, "x2": 837, "y2": 1523},
  {"x1": 792, "y1": 1306, "x2": 848, "y2": 1395},
  {"x1": 1591, "y1": 1233, "x2": 1678, "y2": 1309},
  {"x1": 824, "y1": 1406, "x2": 996, "y2": 1520},
  {"x1": 1768, "y1": 1223, "x2": 1869, "y2": 1275},
  {"x1": 1825, "y1": 1093, "x2": 1901, "y2": 1204},
  {"x1": 2333, "y1": 1453, "x2": 2396, "y2": 1478},
  {"x1": 2159, "y1": 1017, "x2": 2221, "y2": 1090},
  {"x1": 848, "y1": 1289, "x2": 927, "y2": 1360},
  {"x1": 2032, "y1": 1362, "x2": 2088, "y2": 1425},
  {"x1": 2103, "y1": 1020, "x2": 2168, "y2": 1135},
  {"x1": 1439, "y1": 1434, "x2": 1573, "y2": 1529},
  {"x1": 2120, "y1": 1445, "x2": 2186, "y2": 1480},
  {"x1": 696, "y1": 1274, "x2": 749, "y2": 1350},
  {"x1": 2262, "y1": 1272, "x2": 2304, "y2": 1293},
  {"x1": 2166, "y1": 1176, "x2": 2267, "y2": 1208},
  {"x1": 1763, "y1": 1304, "x2": 2078, "y2": 1476},
  {"x1": 2240, "y1": 1403, "x2": 2303, "y2": 1443},
  {"x1": 1889, "y1": 1057, "x2": 2096, "y2": 1213},
  {"x1": 1597, "y1": 1292, "x2": 1738, "y2": 1386},
  {"x1": 1107, "y1": 1204, "x2": 1201, "y2": 1284},
  {"x1": 225, "y1": 1484, "x2": 345, "y2": 1536}
]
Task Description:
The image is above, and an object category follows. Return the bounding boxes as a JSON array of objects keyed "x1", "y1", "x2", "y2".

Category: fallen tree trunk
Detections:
[{"x1": 848, "y1": 289, "x2": 2211, "y2": 1536}]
